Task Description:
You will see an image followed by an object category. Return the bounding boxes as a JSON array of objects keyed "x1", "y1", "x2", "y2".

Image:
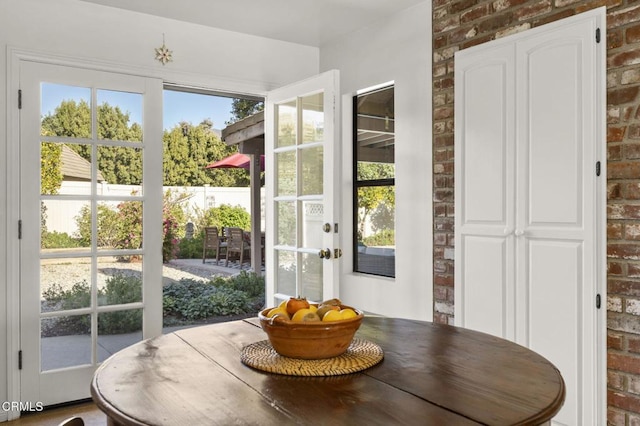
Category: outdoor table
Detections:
[{"x1": 91, "y1": 317, "x2": 565, "y2": 425}]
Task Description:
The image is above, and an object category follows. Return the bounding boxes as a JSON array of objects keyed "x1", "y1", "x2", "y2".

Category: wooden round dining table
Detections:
[{"x1": 91, "y1": 316, "x2": 565, "y2": 425}]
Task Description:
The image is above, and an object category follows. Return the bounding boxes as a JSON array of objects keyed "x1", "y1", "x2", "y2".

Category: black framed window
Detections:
[{"x1": 353, "y1": 85, "x2": 395, "y2": 277}]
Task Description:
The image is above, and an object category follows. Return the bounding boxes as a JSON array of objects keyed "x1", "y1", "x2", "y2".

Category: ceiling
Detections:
[{"x1": 79, "y1": 0, "x2": 426, "y2": 47}]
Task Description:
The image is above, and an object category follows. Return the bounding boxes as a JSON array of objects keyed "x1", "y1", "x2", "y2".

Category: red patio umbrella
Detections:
[{"x1": 205, "y1": 153, "x2": 264, "y2": 171}]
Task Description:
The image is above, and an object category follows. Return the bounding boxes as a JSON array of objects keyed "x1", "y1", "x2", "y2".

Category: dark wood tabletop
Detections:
[{"x1": 91, "y1": 317, "x2": 564, "y2": 425}]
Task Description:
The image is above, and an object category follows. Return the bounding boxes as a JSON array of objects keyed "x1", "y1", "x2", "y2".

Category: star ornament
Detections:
[{"x1": 155, "y1": 43, "x2": 173, "y2": 65}]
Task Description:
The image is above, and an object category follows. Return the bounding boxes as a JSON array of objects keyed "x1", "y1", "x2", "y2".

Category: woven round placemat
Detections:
[{"x1": 241, "y1": 338, "x2": 384, "y2": 376}]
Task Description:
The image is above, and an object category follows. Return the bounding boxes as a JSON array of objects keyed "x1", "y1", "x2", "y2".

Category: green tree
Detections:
[
  {"x1": 227, "y1": 99, "x2": 264, "y2": 124},
  {"x1": 163, "y1": 120, "x2": 248, "y2": 187},
  {"x1": 41, "y1": 99, "x2": 91, "y2": 138},
  {"x1": 41, "y1": 143, "x2": 63, "y2": 195},
  {"x1": 40, "y1": 99, "x2": 144, "y2": 185},
  {"x1": 356, "y1": 163, "x2": 395, "y2": 238}
]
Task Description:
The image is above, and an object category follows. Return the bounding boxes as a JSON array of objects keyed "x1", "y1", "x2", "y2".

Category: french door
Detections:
[
  {"x1": 265, "y1": 70, "x2": 340, "y2": 306},
  {"x1": 454, "y1": 9, "x2": 606, "y2": 425},
  {"x1": 19, "y1": 61, "x2": 163, "y2": 405}
]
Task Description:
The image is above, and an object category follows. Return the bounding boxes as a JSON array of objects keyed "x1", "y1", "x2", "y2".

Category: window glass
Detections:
[{"x1": 353, "y1": 85, "x2": 395, "y2": 278}]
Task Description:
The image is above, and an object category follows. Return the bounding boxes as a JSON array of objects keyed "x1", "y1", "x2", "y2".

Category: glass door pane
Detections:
[
  {"x1": 21, "y1": 61, "x2": 163, "y2": 406},
  {"x1": 265, "y1": 70, "x2": 339, "y2": 307}
]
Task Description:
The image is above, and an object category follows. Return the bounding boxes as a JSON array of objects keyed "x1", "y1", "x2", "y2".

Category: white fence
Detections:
[{"x1": 43, "y1": 182, "x2": 265, "y2": 236}]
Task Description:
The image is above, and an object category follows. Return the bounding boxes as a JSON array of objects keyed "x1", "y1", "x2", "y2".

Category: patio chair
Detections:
[
  {"x1": 202, "y1": 226, "x2": 227, "y2": 264},
  {"x1": 225, "y1": 227, "x2": 251, "y2": 268}
]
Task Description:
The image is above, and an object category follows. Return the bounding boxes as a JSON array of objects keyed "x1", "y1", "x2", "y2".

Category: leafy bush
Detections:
[
  {"x1": 196, "y1": 204, "x2": 251, "y2": 232},
  {"x1": 162, "y1": 272, "x2": 264, "y2": 322},
  {"x1": 176, "y1": 232, "x2": 204, "y2": 259},
  {"x1": 42, "y1": 271, "x2": 265, "y2": 335},
  {"x1": 41, "y1": 231, "x2": 82, "y2": 249},
  {"x1": 363, "y1": 229, "x2": 395, "y2": 247}
]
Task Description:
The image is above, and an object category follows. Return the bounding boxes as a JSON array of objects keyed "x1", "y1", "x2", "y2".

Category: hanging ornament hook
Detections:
[{"x1": 155, "y1": 33, "x2": 173, "y2": 65}]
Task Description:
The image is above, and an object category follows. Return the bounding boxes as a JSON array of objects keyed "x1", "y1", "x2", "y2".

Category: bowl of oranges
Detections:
[{"x1": 258, "y1": 297, "x2": 364, "y2": 359}]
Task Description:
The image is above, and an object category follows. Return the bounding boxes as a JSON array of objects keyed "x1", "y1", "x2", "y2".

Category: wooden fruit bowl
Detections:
[{"x1": 257, "y1": 305, "x2": 364, "y2": 359}]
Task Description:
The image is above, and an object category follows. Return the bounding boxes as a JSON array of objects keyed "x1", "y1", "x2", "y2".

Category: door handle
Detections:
[
  {"x1": 318, "y1": 248, "x2": 331, "y2": 259},
  {"x1": 333, "y1": 248, "x2": 343, "y2": 259},
  {"x1": 514, "y1": 229, "x2": 525, "y2": 237}
]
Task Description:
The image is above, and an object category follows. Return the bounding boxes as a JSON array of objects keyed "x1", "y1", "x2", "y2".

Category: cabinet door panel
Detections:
[
  {"x1": 526, "y1": 40, "x2": 583, "y2": 228},
  {"x1": 460, "y1": 236, "x2": 512, "y2": 338}
]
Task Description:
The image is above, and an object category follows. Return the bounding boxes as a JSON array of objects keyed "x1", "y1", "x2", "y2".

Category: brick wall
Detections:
[{"x1": 432, "y1": 0, "x2": 640, "y2": 423}]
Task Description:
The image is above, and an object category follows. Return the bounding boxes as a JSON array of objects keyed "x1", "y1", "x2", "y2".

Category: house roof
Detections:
[{"x1": 61, "y1": 145, "x2": 105, "y2": 182}]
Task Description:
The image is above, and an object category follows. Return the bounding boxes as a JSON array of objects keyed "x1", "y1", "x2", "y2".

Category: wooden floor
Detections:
[{"x1": 6, "y1": 401, "x2": 107, "y2": 426}]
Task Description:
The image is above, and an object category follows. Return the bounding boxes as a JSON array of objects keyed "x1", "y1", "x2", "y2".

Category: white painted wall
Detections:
[
  {"x1": 0, "y1": 0, "x2": 318, "y2": 419},
  {"x1": 320, "y1": 1, "x2": 433, "y2": 321}
]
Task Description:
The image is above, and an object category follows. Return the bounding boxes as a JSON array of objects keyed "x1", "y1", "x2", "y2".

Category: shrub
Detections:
[
  {"x1": 41, "y1": 271, "x2": 265, "y2": 335},
  {"x1": 177, "y1": 232, "x2": 204, "y2": 259},
  {"x1": 162, "y1": 272, "x2": 264, "y2": 322},
  {"x1": 363, "y1": 229, "x2": 395, "y2": 247},
  {"x1": 41, "y1": 231, "x2": 82, "y2": 249},
  {"x1": 196, "y1": 204, "x2": 251, "y2": 232}
]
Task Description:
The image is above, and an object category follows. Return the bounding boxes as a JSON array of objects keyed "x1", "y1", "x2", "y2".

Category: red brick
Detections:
[
  {"x1": 433, "y1": 312, "x2": 451, "y2": 325},
  {"x1": 434, "y1": 134, "x2": 454, "y2": 148},
  {"x1": 460, "y1": 4, "x2": 490, "y2": 23},
  {"x1": 434, "y1": 106, "x2": 454, "y2": 120},
  {"x1": 628, "y1": 264, "x2": 640, "y2": 278},
  {"x1": 609, "y1": 332, "x2": 625, "y2": 350},
  {"x1": 608, "y1": 204, "x2": 640, "y2": 220},
  {"x1": 450, "y1": 0, "x2": 479, "y2": 14},
  {"x1": 609, "y1": 243, "x2": 640, "y2": 260},
  {"x1": 630, "y1": 24, "x2": 640, "y2": 44},
  {"x1": 609, "y1": 279, "x2": 640, "y2": 297},
  {"x1": 609, "y1": 182, "x2": 623, "y2": 199},
  {"x1": 608, "y1": 87, "x2": 640, "y2": 105},
  {"x1": 609, "y1": 126, "x2": 627, "y2": 142},
  {"x1": 514, "y1": 0, "x2": 552, "y2": 21},
  {"x1": 609, "y1": 222, "x2": 624, "y2": 239},
  {"x1": 609, "y1": 50, "x2": 640, "y2": 69},
  {"x1": 626, "y1": 144, "x2": 640, "y2": 159},
  {"x1": 609, "y1": 389, "x2": 640, "y2": 412},
  {"x1": 626, "y1": 183, "x2": 640, "y2": 199},
  {"x1": 630, "y1": 337, "x2": 640, "y2": 354},
  {"x1": 609, "y1": 28, "x2": 624, "y2": 49},
  {"x1": 449, "y1": 25, "x2": 479, "y2": 43},
  {"x1": 575, "y1": 0, "x2": 622, "y2": 15},
  {"x1": 434, "y1": 15, "x2": 461, "y2": 34},
  {"x1": 532, "y1": 9, "x2": 574, "y2": 28},
  {"x1": 608, "y1": 162, "x2": 640, "y2": 179},
  {"x1": 608, "y1": 4, "x2": 640, "y2": 29},
  {"x1": 630, "y1": 124, "x2": 640, "y2": 139},
  {"x1": 478, "y1": 13, "x2": 514, "y2": 34},
  {"x1": 608, "y1": 407, "x2": 627, "y2": 426},
  {"x1": 493, "y1": 0, "x2": 530, "y2": 13},
  {"x1": 609, "y1": 144, "x2": 623, "y2": 161},
  {"x1": 608, "y1": 261, "x2": 624, "y2": 275},
  {"x1": 433, "y1": 189, "x2": 454, "y2": 203},
  {"x1": 434, "y1": 274, "x2": 454, "y2": 287},
  {"x1": 608, "y1": 369, "x2": 626, "y2": 389}
]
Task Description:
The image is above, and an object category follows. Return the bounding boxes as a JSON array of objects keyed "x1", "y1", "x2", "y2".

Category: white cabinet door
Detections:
[{"x1": 455, "y1": 9, "x2": 606, "y2": 426}]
